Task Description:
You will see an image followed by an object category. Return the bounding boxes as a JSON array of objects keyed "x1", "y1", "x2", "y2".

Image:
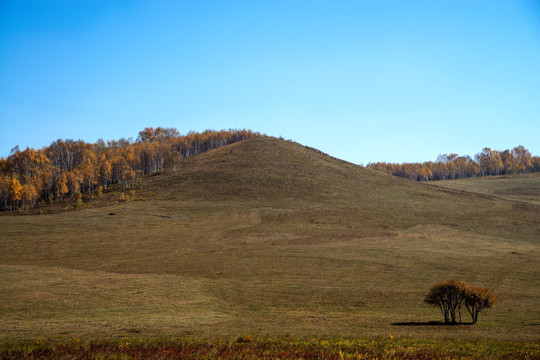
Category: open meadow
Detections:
[
  {"x1": 434, "y1": 173, "x2": 540, "y2": 206},
  {"x1": 1, "y1": 138, "x2": 539, "y2": 358}
]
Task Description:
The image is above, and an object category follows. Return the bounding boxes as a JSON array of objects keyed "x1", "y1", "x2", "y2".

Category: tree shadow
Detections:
[{"x1": 392, "y1": 321, "x2": 473, "y2": 326}]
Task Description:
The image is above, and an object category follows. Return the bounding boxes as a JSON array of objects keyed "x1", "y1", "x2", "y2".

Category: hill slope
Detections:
[
  {"x1": 0, "y1": 137, "x2": 539, "y2": 341},
  {"x1": 433, "y1": 173, "x2": 540, "y2": 206}
]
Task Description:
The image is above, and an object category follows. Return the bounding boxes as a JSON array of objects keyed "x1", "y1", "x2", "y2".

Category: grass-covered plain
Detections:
[
  {"x1": 1, "y1": 138, "x2": 539, "y2": 357},
  {"x1": 433, "y1": 173, "x2": 540, "y2": 206}
]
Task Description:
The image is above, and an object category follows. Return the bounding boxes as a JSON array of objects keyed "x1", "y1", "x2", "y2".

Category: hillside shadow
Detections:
[{"x1": 392, "y1": 321, "x2": 473, "y2": 326}]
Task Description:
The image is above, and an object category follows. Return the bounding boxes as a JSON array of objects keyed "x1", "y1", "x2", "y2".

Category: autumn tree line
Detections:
[
  {"x1": 0, "y1": 128, "x2": 263, "y2": 211},
  {"x1": 367, "y1": 146, "x2": 540, "y2": 181}
]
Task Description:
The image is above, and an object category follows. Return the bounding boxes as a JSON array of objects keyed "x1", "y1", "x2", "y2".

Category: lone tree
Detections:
[
  {"x1": 463, "y1": 285, "x2": 496, "y2": 324},
  {"x1": 424, "y1": 280, "x2": 466, "y2": 324},
  {"x1": 424, "y1": 280, "x2": 496, "y2": 324}
]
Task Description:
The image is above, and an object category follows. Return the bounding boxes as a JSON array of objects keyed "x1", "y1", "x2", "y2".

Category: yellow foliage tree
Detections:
[
  {"x1": 463, "y1": 285, "x2": 496, "y2": 324},
  {"x1": 55, "y1": 172, "x2": 69, "y2": 200},
  {"x1": 9, "y1": 175, "x2": 22, "y2": 209},
  {"x1": 21, "y1": 183, "x2": 38, "y2": 209}
]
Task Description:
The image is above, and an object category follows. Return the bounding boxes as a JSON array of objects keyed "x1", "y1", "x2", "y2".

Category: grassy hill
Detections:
[{"x1": 0, "y1": 137, "x2": 539, "y2": 342}]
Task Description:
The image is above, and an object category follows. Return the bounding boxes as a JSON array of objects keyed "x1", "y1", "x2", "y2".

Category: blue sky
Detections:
[{"x1": 1, "y1": 0, "x2": 539, "y2": 164}]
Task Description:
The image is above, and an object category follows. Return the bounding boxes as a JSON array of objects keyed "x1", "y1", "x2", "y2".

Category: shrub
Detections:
[
  {"x1": 463, "y1": 284, "x2": 496, "y2": 324},
  {"x1": 425, "y1": 280, "x2": 495, "y2": 324},
  {"x1": 424, "y1": 280, "x2": 466, "y2": 324}
]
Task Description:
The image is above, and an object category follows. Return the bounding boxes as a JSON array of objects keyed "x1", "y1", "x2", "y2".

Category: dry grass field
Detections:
[
  {"x1": 434, "y1": 173, "x2": 540, "y2": 206},
  {"x1": 1, "y1": 138, "x2": 539, "y2": 349}
]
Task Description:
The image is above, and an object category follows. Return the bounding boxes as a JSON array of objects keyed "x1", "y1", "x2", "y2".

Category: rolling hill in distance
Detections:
[{"x1": 1, "y1": 137, "x2": 539, "y2": 344}]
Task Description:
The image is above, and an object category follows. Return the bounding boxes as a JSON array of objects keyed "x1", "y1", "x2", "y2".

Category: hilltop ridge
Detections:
[{"x1": 149, "y1": 137, "x2": 375, "y2": 201}]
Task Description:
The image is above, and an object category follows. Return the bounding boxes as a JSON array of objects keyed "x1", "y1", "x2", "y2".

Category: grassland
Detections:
[
  {"x1": 0, "y1": 138, "x2": 539, "y2": 356},
  {"x1": 2, "y1": 336, "x2": 538, "y2": 359},
  {"x1": 433, "y1": 173, "x2": 540, "y2": 206}
]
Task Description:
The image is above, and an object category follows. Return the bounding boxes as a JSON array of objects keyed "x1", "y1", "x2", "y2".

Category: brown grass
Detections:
[
  {"x1": 0, "y1": 138, "x2": 539, "y2": 342},
  {"x1": 433, "y1": 173, "x2": 540, "y2": 206}
]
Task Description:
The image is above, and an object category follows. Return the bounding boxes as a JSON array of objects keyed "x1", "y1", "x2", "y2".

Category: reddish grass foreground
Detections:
[{"x1": 1, "y1": 337, "x2": 539, "y2": 360}]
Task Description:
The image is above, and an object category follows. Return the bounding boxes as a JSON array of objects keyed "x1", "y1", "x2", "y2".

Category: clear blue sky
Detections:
[{"x1": 1, "y1": 0, "x2": 539, "y2": 164}]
